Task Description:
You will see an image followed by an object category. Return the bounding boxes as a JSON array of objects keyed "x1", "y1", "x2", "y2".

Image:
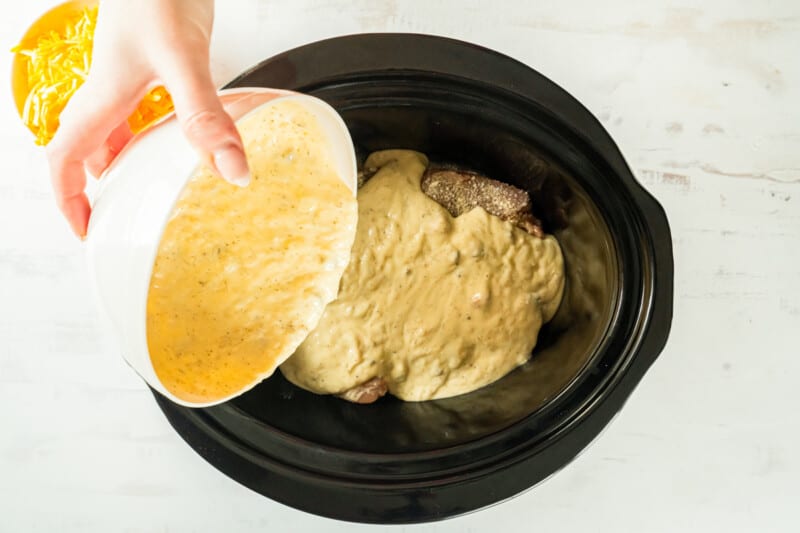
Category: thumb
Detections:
[{"x1": 166, "y1": 69, "x2": 250, "y2": 186}]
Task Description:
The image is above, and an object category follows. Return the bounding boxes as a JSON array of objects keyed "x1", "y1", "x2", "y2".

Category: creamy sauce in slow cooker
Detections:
[{"x1": 281, "y1": 150, "x2": 565, "y2": 401}]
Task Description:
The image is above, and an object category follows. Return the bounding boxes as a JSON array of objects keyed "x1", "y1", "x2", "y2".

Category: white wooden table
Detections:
[{"x1": 1, "y1": 1, "x2": 798, "y2": 531}]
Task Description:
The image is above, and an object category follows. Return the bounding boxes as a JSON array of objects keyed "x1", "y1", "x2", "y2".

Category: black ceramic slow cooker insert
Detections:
[{"x1": 153, "y1": 33, "x2": 674, "y2": 524}]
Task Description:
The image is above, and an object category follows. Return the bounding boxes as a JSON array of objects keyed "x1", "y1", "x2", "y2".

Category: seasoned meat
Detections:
[
  {"x1": 337, "y1": 376, "x2": 389, "y2": 404},
  {"x1": 421, "y1": 167, "x2": 544, "y2": 237}
]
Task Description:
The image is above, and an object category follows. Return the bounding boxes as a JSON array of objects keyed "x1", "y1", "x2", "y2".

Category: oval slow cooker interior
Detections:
[
  {"x1": 212, "y1": 72, "x2": 621, "y2": 456},
  {"x1": 151, "y1": 35, "x2": 673, "y2": 522}
]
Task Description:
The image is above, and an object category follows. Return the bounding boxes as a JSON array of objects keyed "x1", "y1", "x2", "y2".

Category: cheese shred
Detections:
[{"x1": 12, "y1": 5, "x2": 175, "y2": 145}]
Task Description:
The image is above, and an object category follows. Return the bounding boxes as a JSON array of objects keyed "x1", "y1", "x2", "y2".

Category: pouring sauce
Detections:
[{"x1": 146, "y1": 99, "x2": 357, "y2": 403}]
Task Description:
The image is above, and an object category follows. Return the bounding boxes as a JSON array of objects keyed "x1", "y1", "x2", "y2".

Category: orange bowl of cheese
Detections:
[{"x1": 11, "y1": 0, "x2": 173, "y2": 145}]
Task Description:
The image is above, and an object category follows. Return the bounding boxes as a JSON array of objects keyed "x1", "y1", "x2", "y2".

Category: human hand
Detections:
[{"x1": 47, "y1": 0, "x2": 250, "y2": 238}]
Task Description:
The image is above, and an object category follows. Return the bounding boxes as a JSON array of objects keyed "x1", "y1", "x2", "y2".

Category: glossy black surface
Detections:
[{"x1": 153, "y1": 34, "x2": 673, "y2": 523}]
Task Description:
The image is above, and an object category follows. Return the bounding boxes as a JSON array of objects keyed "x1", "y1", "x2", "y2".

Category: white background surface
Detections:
[{"x1": 1, "y1": 1, "x2": 799, "y2": 531}]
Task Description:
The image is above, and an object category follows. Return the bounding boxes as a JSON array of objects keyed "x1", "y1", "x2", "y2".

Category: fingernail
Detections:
[
  {"x1": 228, "y1": 173, "x2": 251, "y2": 187},
  {"x1": 213, "y1": 144, "x2": 250, "y2": 187}
]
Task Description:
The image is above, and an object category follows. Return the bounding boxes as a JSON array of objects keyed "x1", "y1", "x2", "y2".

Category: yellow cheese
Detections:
[{"x1": 12, "y1": 5, "x2": 174, "y2": 145}]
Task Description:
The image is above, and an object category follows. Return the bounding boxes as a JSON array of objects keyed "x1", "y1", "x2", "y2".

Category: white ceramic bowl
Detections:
[{"x1": 86, "y1": 88, "x2": 357, "y2": 407}]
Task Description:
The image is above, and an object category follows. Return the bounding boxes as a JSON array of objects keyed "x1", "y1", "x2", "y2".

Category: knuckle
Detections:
[
  {"x1": 182, "y1": 110, "x2": 223, "y2": 133},
  {"x1": 180, "y1": 109, "x2": 236, "y2": 145}
]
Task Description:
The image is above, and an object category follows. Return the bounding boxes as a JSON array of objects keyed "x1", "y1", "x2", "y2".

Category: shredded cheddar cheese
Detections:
[
  {"x1": 12, "y1": 5, "x2": 174, "y2": 145},
  {"x1": 128, "y1": 86, "x2": 174, "y2": 134}
]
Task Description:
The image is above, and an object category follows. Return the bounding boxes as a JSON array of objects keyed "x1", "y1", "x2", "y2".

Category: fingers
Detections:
[
  {"x1": 165, "y1": 68, "x2": 250, "y2": 186},
  {"x1": 58, "y1": 190, "x2": 91, "y2": 240},
  {"x1": 85, "y1": 123, "x2": 134, "y2": 179},
  {"x1": 47, "y1": 79, "x2": 144, "y2": 237}
]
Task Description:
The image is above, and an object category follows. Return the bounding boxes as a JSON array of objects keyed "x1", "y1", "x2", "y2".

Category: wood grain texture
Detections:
[{"x1": 1, "y1": 0, "x2": 798, "y2": 531}]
